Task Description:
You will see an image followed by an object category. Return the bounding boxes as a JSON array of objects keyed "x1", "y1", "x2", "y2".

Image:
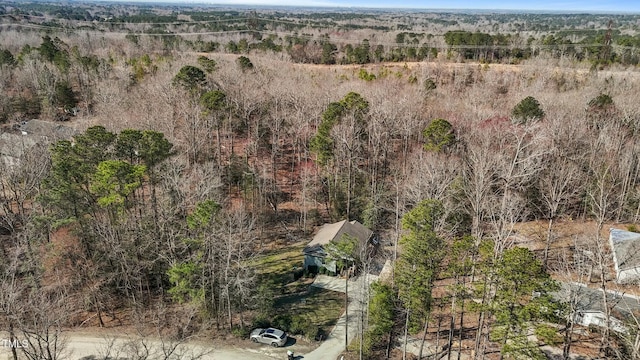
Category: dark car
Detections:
[{"x1": 250, "y1": 327, "x2": 288, "y2": 347}]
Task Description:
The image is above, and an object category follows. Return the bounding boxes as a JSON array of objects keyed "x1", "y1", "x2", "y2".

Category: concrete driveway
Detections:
[{"x1": 300, "y1": 274, "x2": 376, "y2": 360}]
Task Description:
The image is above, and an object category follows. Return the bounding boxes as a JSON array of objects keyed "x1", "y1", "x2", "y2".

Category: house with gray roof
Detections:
[
  {"x1": 303, "y1": 220, "x2": 373, "y2": 274},
  {"x1": 557, "y1": 282, "x2": 637, "y2": 334},
  {"x1": 19, "y1": 119, "x2": 77, "y2": 140},
  {"x1": 609, "y1": 228, "x2": 640, "y2": 284},
  {"x1": 0, "y1": 132, "x2": 37, "y2": 167},
  {"x1": 0, "y1": 120, "x2": 76, "y2": 167}
]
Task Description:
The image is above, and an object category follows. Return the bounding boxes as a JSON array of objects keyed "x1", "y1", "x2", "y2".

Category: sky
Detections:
[{"x1": 178, "y1": 0, "x2": 640, "y2": 12}]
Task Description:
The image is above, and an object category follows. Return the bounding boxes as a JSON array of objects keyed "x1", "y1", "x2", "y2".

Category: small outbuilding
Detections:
[
  {"x1": 303, "y1": 220, "x2": 373, "y2": 274},
  {"x1": 609, "y1": 228, "x2": 640, "y2": 284}
]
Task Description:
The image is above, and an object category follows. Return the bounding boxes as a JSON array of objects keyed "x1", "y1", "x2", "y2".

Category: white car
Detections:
[{"x1": 250, "y1": 327, "x2": 288, "y2": 347}]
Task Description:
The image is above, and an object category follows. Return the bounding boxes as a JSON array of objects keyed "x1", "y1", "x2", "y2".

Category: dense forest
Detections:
[{"x1": 1, "y1": 2, "x2": 640, "y2": 360}]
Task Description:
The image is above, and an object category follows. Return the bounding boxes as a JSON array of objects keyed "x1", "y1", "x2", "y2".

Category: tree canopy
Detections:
[
  {"x1": 237, "y1": 56, "x2": 254, "y2": 71},
  {"x1": 487, "y1": 246, "x2": 562, "y2": 358},
  {"x1": 173, "y1": 65, "x2": 207, "y2": 90},
  {"x1": 310, "y1": 92, "x2": 369, "y2": 165},
  {"x1": 512, "y1": 96, "x2": 545, "y2": 123},
  {"x1": 423, "y1": 118, "x2": 456, "y2": 152}
]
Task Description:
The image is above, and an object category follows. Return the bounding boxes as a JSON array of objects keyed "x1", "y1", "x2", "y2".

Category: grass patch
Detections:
[
  {"x1": 251, "y1": 242, "x2": 345, "y2": 338},
  {"x1": 253, "y1": 241, "x2": 308, "y2": 295},
  {"x1": 254, "y1": 242, "x2": 305, "y2": 276},
  {"x1": 275, "y1": 286, "x2": 345, "y2": 336}
]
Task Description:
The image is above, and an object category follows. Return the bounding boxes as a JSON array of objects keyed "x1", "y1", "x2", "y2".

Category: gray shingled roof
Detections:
[
  {"x1": 556, "y1": 282, "x2": 640, "y2": 319},
  {"x1": 0, "y1": 120, "x2": 76, "y2": 167},
  {"x1": 19, "y1": 119, "x2": 77, "y2": 140},
  {"x1": 304, "y1": 220, "x2": 373, "y2": 258},
  {"x1": 0, "y1": 133, "x2": 37, "y2": 167},
  {"x1": 609, "y1": 228, "x2": 640, "y2": 272}
]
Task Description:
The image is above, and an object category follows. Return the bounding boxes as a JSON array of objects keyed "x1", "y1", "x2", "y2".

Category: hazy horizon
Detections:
[{"x1": 97, "y1": 0, "x2": 640, "y2": 13}]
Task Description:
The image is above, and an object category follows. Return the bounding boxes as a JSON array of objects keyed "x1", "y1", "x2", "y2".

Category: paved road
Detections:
[
  {"x1": 0, "y1": 333, "x2": 285, "y2": 360},
  {"x1": 0, "y1": 275, "x2": 373, "y2": 360}
]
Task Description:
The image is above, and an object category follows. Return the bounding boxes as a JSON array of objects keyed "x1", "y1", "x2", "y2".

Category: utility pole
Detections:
[
  {"x1": 327, "y1": 244, "x2": 354, "y2": 349},
  {"x1": 601, "y1": 19, "x2": 613, "y2": 62},
  {"x1": 345, "y1": 268, "x2": 348, "y2": 348}
]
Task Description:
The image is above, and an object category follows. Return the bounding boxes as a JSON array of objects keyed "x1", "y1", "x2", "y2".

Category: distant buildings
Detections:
[{"x1": 0, "y1": 119, "x2": 76, "y2": 167}]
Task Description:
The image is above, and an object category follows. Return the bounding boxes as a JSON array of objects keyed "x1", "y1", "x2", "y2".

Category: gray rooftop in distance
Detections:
[
  {"x1": 19, "y1": 119, "x2": 77, "y2": 140},
  {"x1": 609, "y1": 228, "x2": 640, "y2": 272},
  {"x1": 556, "y1": 282, "x2": 640, "y2": 319},
  {"x1": 0, "y1": 120, "x2": 77, "y2": 167}
]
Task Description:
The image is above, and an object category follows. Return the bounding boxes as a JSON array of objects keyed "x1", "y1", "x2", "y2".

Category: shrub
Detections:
[
  {"x1": 197, "y1": 56, "x2": 217, "y2": 73},
  {"x1": 237, "y1": 56, "x2": 254, "y2": 71},
  {"x1": 293, "y1": 267, "x2": 304, "y2": 281},
  {"x1": 289, "y1": 315, "x2": 307, "y2": 335},
  {"x1": 358, "y1": 68, "x2": 376, "y2": 81},
  {"x1": 272, "y1": 314, "x2": 292, "y2": 332},
  {"x1": 423, "y1": 77, "x2": 437, "y2": 91},
  {"x1": 586, "y1": 93, "x2": 616, "y2": 129},
  {"x1": 0, "y1": 48, "x2": 15, "y2": 67},
  {"x1": 304, "y1": 324, "x2": 321, "y2": 341},
  {"x1": 588, "y1": 93, "x2": 614, "y2": 110},
  {"x1": 252, "y1": 314, "x2": 271, "y2": 329},
  {"x1": 231, "y1": 326, "x2": 249, "y2": 338}
]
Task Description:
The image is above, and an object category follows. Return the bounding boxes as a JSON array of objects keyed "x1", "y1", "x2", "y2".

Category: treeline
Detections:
[
  {"x1": 193, "y1": 30, "x2": 640, "y2": 66},
  {"x1": 443, "y1": 30, "x2": 640, "y2": 65},
  {"x1": 5, "y1": 2, "x2": 640, "y2": 68}
]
